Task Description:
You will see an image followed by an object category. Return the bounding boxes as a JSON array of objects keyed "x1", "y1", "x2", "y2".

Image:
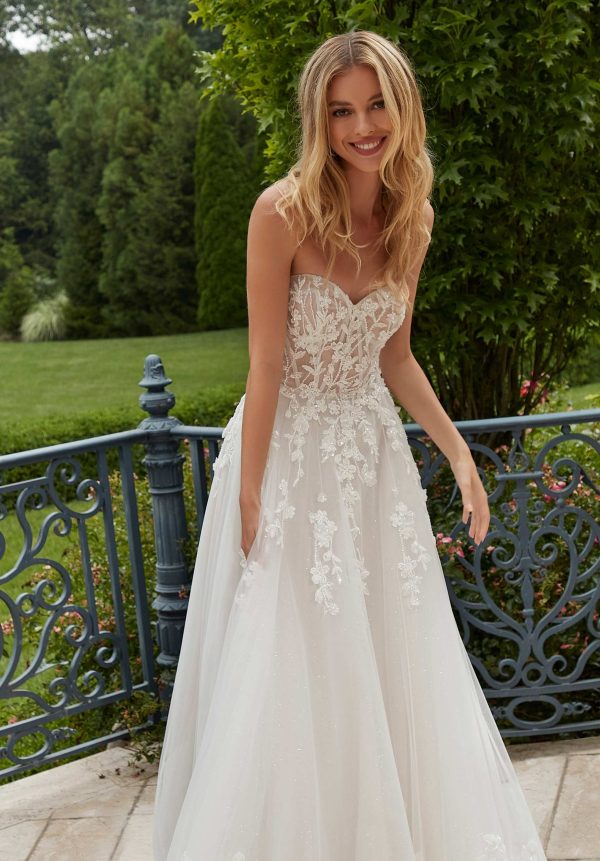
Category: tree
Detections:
[
  {"x1": 7, "y1": 0, "x2": 221, "y2": 58},
  {"x1": 194, "y1": 95, "x2": 258, "y2": 330},
  {"x1": 189, "y1": 0, "x2": 600, "y2": 420},
  {"x1": 98, "y1": 77, "x2": 200, "y2": 335},
  {"x1": 95, "y1": 27, "x2": 202, "y2": 335},
  {"x1": 0, "y1": 49, "x2": 69, "y2": 273},
  {"x1": 48, "y1": 56, "x2": 115, "y2": 338},
  {"x1": 0, "y1": 228, "x2": 35, "y2": 337}
]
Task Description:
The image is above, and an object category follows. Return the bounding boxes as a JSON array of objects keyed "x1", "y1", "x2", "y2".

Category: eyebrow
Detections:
[{"x1": 327, "y1": 92, "x2": 383, "y2": 107}]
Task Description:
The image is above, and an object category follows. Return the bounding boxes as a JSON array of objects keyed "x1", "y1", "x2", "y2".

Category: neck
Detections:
[{"x1": 341, "y1": 164, "x2": 384, "y2": 227}]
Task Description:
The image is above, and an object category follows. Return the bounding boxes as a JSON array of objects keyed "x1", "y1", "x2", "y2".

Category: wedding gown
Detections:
[{"x1": 153, "y1": 272, "x2": 547, "y2": 861}]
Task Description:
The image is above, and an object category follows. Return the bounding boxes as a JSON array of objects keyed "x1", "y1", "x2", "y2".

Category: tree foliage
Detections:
[
  {"x1": 189, "y1": 0, "x2": 600, "y2": 419},
  {"x1": 195, "y1": 95, "x2": 259, "y2": 330},
  {"x1": 45, "y1": 23, "x2": 238, "y2": 337},
  {"x1": 0, "y1": 228, "x2": 35, "y2": 337}
]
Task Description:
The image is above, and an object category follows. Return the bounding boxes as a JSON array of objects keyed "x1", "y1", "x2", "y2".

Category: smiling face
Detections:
[{"x1": 326, "y1": 64, "x2": 392, "y2": 173}]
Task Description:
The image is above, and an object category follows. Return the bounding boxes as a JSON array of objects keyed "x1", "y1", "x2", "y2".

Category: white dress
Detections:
[{"x1": 153, "y1": 272, "x2": 547, "y2": 861}]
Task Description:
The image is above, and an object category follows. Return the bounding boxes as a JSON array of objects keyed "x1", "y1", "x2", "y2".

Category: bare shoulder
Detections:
[
  {"x1": 423, "y1": 198, "x2": 435, "y2": 232},
  {"x1": 252, "y1": 178, "x2": 293, "y2": 216},
  {"x1": 249, "y1": 179, "x2": 298, "y2": 256}
]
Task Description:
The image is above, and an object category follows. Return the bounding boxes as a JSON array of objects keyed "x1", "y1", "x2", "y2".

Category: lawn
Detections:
[
  {"x1": 0, "y1": 328, "x2": 249, "y2": 424},
  {"x1": 0, "y1": 328, "x2": 598, "y2": 427}
]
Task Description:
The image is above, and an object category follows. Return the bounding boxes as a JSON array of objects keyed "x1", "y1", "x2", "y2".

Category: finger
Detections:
[{"x1": 463, "y1": 503, "x2": 473, "y2": 526}]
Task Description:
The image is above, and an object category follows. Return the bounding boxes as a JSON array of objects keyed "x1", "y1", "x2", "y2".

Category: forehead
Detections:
[{"x1": 327, "y1": 64, "x2": 381, "y2": 100}]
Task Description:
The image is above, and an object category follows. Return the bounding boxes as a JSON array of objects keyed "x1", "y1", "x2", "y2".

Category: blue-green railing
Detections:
[{"x1": 0, "y1": 354, "x2": 599, "y2": 779}]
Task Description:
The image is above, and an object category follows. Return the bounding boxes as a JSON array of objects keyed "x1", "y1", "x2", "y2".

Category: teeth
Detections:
[{"x1": 353, "y1": 138, "x2": 383, "y2": 151}]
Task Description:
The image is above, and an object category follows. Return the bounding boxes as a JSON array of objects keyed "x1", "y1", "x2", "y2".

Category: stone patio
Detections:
[{"x1": 0, "y1": 733, "x2": 598, "y2": 860}]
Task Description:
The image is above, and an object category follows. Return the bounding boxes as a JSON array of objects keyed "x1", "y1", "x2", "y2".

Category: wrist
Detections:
[
  {"x1": 449, "y1": 446, "x2": 474, "y2": 471},
  {"x1": 239, "y1": 489, "x2": 261, "y2": 508}
]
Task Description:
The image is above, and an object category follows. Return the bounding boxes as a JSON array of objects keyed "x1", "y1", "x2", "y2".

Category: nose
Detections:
[{"x1": 353, "y1": 111, "x2": 376, "y2": 135}]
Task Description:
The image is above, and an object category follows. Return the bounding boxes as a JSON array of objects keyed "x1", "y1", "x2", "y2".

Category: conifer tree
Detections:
[{"x1": 194, "y1": 96, "x2": 257, "y2": 330}]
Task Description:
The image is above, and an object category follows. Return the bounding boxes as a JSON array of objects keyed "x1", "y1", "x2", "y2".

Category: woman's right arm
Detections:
[{"x1": 239, "y1": 184, "x2": 297, "y2": 558}]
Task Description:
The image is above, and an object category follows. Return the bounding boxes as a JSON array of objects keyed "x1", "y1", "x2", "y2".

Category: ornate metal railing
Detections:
[
  {"x1": 0, "y1": 354, "x2": 598, "y2": 779},
  {"x1": 410, "y1": 410, "x2": 600, "y2": 738}
]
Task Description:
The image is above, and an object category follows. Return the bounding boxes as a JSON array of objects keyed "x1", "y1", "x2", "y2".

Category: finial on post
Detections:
[{"x1": 138, "y1": 354, "x2": 176, "y2": 424}]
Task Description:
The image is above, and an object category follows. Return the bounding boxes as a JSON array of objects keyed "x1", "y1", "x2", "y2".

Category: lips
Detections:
[{"x1": 349, "y1": 136, "x2": 387, "y2": 155}]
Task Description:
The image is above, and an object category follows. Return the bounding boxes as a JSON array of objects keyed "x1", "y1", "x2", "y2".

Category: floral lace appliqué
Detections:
[
  {"x1": 210, "y1": 396, "x2": 246, "y2": 494},
  {"x1": 308, "y1": 505, "x2": 343, "y2": 616},
  {"x1": 389, "y1": 495, "x2": 432, "y2": 608},
  {"x1": 234, "y1": 550, "x2": 262, "y2": 607},
  {"x1": 280, "y1": 275, "x2": 406, "y2": 493},
  {"x1": 263, "y1": 478, "x2": 296, "y2": 546},
  {"x1": 279, "y1": 275, "x2": 409, "y2": 605},
  {"x1": 478, "y1": 833, "x2": 507, "y2": 860},
  {"x1": 477, "y1": 832, "x2": 543, "y2": 860}
]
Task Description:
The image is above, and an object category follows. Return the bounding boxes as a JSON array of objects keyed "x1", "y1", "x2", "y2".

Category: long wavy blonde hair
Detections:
[{"x1": 275, "y1": 30, "x2": 435, "y2": 308}]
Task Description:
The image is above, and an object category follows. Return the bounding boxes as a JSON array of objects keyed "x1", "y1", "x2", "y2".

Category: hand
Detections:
[
  {"x1": 450, "y1": 455, "x2": 490, "y2": 545},
  {"x1": 239, "y1": 493, "x2": 261, "y2": 560}
]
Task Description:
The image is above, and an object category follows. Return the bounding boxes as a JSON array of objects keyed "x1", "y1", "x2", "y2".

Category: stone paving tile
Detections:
[
  {"x1": 0, "y1": 819, "x2": 47, "y2": 861},
  {"x1": 50, "y1": 780, "x2": 145, "y2": 820},
  {"x1": 113, "y1": 812, "x2": 154, "y2": 860},
  {"x1": 27, "y1": 815, "x2": 125, "y2": 861},
  {"x1": 132, "y1": 780, "x2": 156, "y2": 816},
  {"x1": 0, "y1": 736, "x2": 598, "y2": 859},
  {"x1": 0, "y1": 744, "x2": 152, "y2": 827},
  {"x1": 546, "y1": 752, "x2": 600, "y2": 860},
  {"x1": 511, "y1": 750, "x2": 567, "y2": 846},
  {"x1": 508, "y1": 735, "x2": 600, "y2": 760}
]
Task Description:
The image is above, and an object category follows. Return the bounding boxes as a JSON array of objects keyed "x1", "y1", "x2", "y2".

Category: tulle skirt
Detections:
[{"x1": 153, "y1": 385, "x2": 547, "y2": 861}]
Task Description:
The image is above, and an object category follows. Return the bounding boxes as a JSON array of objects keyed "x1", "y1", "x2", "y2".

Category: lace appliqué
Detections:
[
  {"x1": 211, "y1": 396, "x2": 245, "y2": 494},
  {"x1": 478, "y1": 834, "x2": 507, "y2": 860},
  {"x1": 263, "y1": 478, "x2": 296, "y2": 546},
  {"x1": 212, "y1": 395, "x2": 281, "y2": 501},
  {"x1": 389, "y1": 493, "x2": 432, "y2": 608},
  {"x1": 280, "y1": 275, "x2": 406, "y2": 492},
  {"x1": 234, "y1": 550, "x2": 262, "y2": 606},
  {"x1": 477, "y1": 832, "x2": 543, "y2": 860},
  {"x1": 308, "y1": 499, "x2": 343, "y2": 616}
]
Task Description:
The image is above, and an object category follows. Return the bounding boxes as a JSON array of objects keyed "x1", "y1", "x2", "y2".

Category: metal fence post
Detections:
[{"x1": 138, "y1": 354, "x2": 191, "y2": 669}]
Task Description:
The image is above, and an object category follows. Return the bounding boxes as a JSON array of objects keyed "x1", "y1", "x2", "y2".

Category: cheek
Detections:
[
  {"x1": 377, "y1": 109, "x2": 392, "y2": 129},
  {"x1": 329, "y1": 121, "x2": 345, "y2": 145}
]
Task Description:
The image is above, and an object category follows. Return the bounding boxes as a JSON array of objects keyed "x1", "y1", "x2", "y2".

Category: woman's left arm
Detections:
[{"x1": 379, "y1": 201, "x2": 490, "y2": 545}]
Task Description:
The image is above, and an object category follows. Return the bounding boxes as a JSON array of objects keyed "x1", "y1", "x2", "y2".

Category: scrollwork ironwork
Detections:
[{"x1": 408, "y1": 414, "x2": 600, "y2": 738}]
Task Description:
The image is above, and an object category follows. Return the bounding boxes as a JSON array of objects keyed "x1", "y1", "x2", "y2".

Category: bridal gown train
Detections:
[{"x1": 153, "y1": 272, "x2": 547, "y2": 861}]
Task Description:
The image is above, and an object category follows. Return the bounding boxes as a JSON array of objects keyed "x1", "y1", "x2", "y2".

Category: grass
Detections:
[
  {"x1": 0, "y1": 329, "x2": 598, "y2": 426},
  {"x1": 0, "y1": 328, "x2": 249, "y2": 424}
]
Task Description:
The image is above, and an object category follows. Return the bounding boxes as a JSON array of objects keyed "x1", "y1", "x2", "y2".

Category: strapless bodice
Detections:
[{"x1": 279, "y1": 272, "x2": 406, "y2": 402}]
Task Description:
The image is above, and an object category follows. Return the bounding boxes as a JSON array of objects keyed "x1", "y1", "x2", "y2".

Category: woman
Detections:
[{"x1": 153, "y1": 30, "x2": 547, "y2": 860}]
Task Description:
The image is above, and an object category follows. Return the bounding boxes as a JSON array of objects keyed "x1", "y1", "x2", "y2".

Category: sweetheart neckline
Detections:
[{"x1": 290, "y1": 272, "x2": 392, "y2": 309}]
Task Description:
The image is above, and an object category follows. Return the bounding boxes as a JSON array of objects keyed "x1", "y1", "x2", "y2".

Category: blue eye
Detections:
[
  {"x1": 332, "y1": 108, "x2": 349, "y2": 117},
  {"x1": 373, "y1": 100, "x2": 385, "y2": 109}
]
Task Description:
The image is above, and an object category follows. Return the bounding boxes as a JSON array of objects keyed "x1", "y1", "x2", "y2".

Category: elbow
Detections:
[
  {"x1": 380, "y1": 348, "x2": 414, "y2": 379},
  {"x1": 247, "y1": 358, "x2": 283, "y2": 385}
]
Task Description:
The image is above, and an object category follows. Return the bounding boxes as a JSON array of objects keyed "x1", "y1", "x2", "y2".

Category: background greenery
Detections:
[
  {"x1": 0, "y1": 0, "x2": 598, "y2": 421},
  {"x1": 190, "y1": 0, "x2": 600, "y2": 420},
  {"x1": 0, "y1": 1, "x2": 263, "y2": 341}
]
